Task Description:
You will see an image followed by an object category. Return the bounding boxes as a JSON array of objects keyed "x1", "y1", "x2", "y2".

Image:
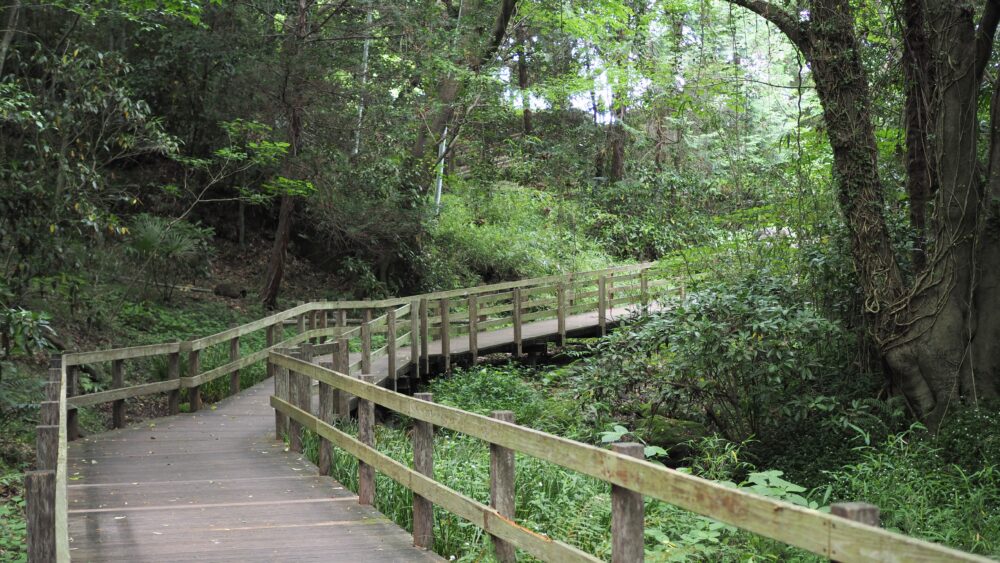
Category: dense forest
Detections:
[{"x1": 3, "y1": 0, "x2": 1000, "y2": 560}]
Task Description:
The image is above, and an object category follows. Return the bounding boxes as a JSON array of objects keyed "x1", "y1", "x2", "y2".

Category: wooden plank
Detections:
[
  {"x1": 490, "y1": 411, "x2": 515, "y2": 563},
  {"x1": 612, "y1": 443, "x2": 644, "y2": 563},
  {"x1": 478, "y1": 302, "x2": 514, "y2": 316},
  {"x1": 64, "y1": 342, "x2": 181, "y2": 366},
  {"x1": 66, "y1": 378, "x2": 179, "y2": 409},
  {"x1": 476, "y1": 290, "x2": 514, "y2": 305},
  {"x1": 270, "y1": 354, "x2": 990, "y2": 563},
  {"x1": 273, "y1": 397, "x2": 599, "y2": 563},
  {"x1": 189, "y1": 303, "x2": 312, "y2": 350},
  {"x1": 413, "y1": 393, "x2": 434, "y2": 549}
]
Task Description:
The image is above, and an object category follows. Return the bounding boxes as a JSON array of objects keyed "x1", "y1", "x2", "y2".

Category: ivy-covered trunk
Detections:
[{"x1": 730, "y1": 0, "x2": 1000, "y2": 428}]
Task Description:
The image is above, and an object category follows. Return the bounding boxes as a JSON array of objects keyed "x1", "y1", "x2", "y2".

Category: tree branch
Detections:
[
  {"x1": 473, "y1": 0, "x2": 518, "y2": 72},
  {"x1": 975, "y1": 0, "x2": 1000, "y2": 84},
  {"x1": 724, "y1": 0, "x2": 806, "y2": 51}
]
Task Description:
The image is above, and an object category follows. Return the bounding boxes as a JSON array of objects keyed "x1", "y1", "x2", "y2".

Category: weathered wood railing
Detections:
[
  {"x1": 55, "y1": 262, "x2": 672, "y2": 437},
  {"x1": 24, "y1": 356, "x2": 70, "y2": 562},
  {"x1": 27, "y1": 263, "x2": 678, "y2": 561},
  {"x1": 269, "y1": 352, "x2": 992, "y2": 563}
]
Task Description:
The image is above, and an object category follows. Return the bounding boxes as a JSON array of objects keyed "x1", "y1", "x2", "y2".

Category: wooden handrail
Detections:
[
  {"x1": 55, "y1": 263, "x2": 671, "y2": 430},
  {"x1": 270, "y1": 353, "x2": 992, "y2": 563}
]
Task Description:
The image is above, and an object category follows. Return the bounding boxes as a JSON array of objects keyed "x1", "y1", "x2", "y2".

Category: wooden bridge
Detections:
[{"x1": 23, "y1": 264, "x2": 990, "y2": 562}]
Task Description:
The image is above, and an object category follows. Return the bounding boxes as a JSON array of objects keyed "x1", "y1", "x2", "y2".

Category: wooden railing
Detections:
[
  {"x1": 26, "y1": 263, "x2": 676, "y2": 560},
  {"x1": 269, "y1": 353, "x2": 992, "y2": 563},
  {"x1": 55, "y1": 262, "x2": 673, "y2": 436},
  {"x1": 25, "y1": 356, "x2": 70, "y2": 562}
]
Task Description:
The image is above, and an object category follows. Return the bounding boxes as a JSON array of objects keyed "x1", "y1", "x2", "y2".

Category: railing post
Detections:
[
  {"x1": 188, "y1": 347, "x2": 202, "y2": 412},
  {"x1": 831, "y1": 502, "x2": 880, "y2": 562},
  {"x1": 111, "y1": 358, "x2": 125, "y2": 429},
  {"x1": 361, "y1": 316, "x2": 372, "y2": 374},
  {"x1": 387, "y1": 309, "x2": 397, "y2": 391},
  {"x1": 640, "y1": 270, "x2": 649, "y2": 313},
  {"x1": 266, "y1": 325, "x2": 276, "y2": 380},
  {"x1": 321, "y1": 308, "x2": 329, "y2": 342},
  {"x1": 512, "y1": 288, "x2": 522, "y2": 357},
  {"x1": 490, "y1": 410, "x2": 516, "y2": 563},
  {"x1": 612, "y1": 442, "x2": 644, "y2": 563},
  {"x1": 336, "y1": 309, "x2": 347, "y2": 329},
  {"x1": 598, "y1": 276, "x2": 608, "y2": 336},
  {"x1": 335, "y1": 338, "x2": 351, "y2": 416},
  {"x1": 168, "y1": 346, "x2": 181, "y2": 415},
  {"x1": 439, "y1": 298, "x2": 451, "y2": 373},
  {"x1": 412, "y1": 393, "x2": 435, "y2": 549},
  {"x1": 557, "y1": 282, "x2": 567, "y2": 346},
  {"x1": 319, "y1": 343, "x2": 336, "y2": 474},
  {"x1": 468, "y1": 294, "x2": 478, "y2": 364},
  {"x1": 66, "y1": 365, "x2": 79, "y2": 441},
  {"x1": 274, "y1": 353, "x2": 289, "y2": 440},
  {"x1": 419, "y1": 298, "x2": 429, "y2": 376},
  {"x1": 229, "y1": 323, "x2": 240, "y2": 395},
  {"x1": 410, "y1": 300, "x2": 421, "y2": 380},
  {"x1": 289, "y1": 344, "x2": 312, "y2": 453},
  {"x1": 297, "y1": 302, "x2": 306, "y2": 334},
  {"x1": 36, "y1": 424, "x2": 57, "y2": 470},
  {"x1": 25, "y1": 469, "x2": 56, "y2": 562},
  {"x1": 357, "y1": 374, "x2": 375, "y2": 505}
]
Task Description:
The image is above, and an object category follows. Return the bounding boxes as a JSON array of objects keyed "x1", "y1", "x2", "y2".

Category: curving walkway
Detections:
[
  {"x1": 66, "y1": 379, "x2": 441, "y2": 562},
  {"x1": 64, "y1": 302, "x2": 646, "y2": 561}
]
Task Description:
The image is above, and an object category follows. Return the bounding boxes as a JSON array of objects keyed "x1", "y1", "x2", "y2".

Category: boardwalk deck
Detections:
[
  {"x1": 64, "y1": 304, "x2": 643, "y2": 562},
  {"x1": 66, "y1": 380, "x2": 441, "y2": 562}
]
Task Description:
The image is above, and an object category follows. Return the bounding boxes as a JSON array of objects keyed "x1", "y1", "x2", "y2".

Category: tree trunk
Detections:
[
  {"x1": 408, "y1": 0, "x2": 518, "y2": 191},
  {"x1": 260, "y1": 195, "x2": 294, "y2": 309},
  {"x1": 727, "y1": 0, "x2": 1000, "y2": 427},
  {"x1": 516, "y1": 24, "x2": 532, "y2": 135},
  {"x1": 900, "y1": 0, "x2": 935, "y2": 272}
]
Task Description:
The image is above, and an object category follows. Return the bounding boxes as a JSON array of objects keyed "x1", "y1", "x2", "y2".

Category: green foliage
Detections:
[
  {"x1": 0, "y1": 362, "x2": 44, "y2": 453},
  {"x1": 936, "y1": 404, "x2": 1000, "y2": 475},
  {"x1": 125, "y1": 214, "x2": 214, "y2": 301},
  {"x1": 0, "y1": 470, "x2": 27, "y2": 563},
  {"x1": 827, "y1": 426, "x2": 1000, "y2": 556},
  {"x1": 429, "y1": 182, "x2": 613, "y2": 286}
]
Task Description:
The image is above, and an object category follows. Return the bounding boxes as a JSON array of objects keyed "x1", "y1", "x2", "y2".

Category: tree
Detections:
[{"x1": 725, "y1": 0, "x2": 1000, "y2": 427}]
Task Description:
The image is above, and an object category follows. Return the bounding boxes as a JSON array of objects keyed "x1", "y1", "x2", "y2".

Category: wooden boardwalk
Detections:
[
  {"x1": 28, "y1": 265, "x2": 990, "y2": 562},
  {"x1": 66, "y1": 380, "x2": 441, "y2": 562},
  {"x1": 63, "y1": 305, "x2": 641, "y2": 562}
]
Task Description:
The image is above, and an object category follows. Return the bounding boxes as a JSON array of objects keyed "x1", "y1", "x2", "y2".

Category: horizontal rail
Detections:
[
  {"x1": 273, "y1": 396, "x2": 598, "y2": 562},
  {"x1": 270, "y1": 354, "x2": 989, "y2": 563},
  {"x1": 64, "y1": 342, "x2": 182, "y2": 365}
]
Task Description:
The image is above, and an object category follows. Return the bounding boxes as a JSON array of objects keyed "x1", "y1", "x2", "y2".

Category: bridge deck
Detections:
[
  {"x1": 65, "y1": 305, "x2": 643, "y2": 561},
  {"x1": 67, "y1": 380, "x2": 441, "y2": 562}
]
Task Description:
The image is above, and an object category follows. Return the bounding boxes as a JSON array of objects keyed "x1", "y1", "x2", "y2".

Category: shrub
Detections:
[{"x1": 125, "y1": 214, "x2": 213, "y2": 301}]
